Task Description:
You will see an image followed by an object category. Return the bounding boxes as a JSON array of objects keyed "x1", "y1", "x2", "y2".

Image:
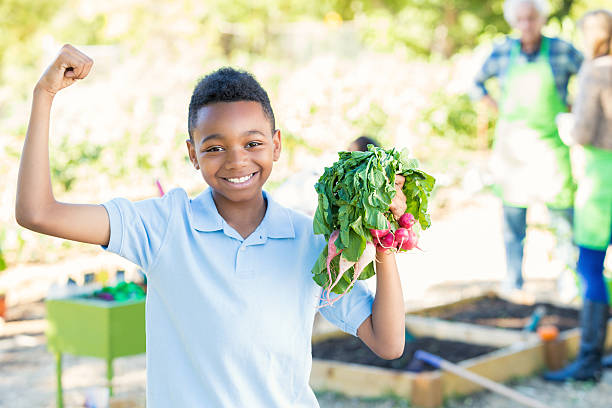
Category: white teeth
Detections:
[{"x1": 227, "y1": 174, "x2": 253, "y2": 184}]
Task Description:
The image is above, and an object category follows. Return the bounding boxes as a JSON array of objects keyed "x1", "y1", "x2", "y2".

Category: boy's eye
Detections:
[
  {"x1": 246, "y1": 141, "x2": 262, "y2": 148},
  {"x1": 204, "y1": 146, "x2": 224, "y2": 153}
]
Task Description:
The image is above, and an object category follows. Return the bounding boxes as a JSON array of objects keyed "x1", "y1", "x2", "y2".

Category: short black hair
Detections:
[
  {"x1": 188, "y1": 67, "x2": 275, "y2": 139},
  {"x1": 351, "y1": 135, "x2": 379, "y2": 152}
]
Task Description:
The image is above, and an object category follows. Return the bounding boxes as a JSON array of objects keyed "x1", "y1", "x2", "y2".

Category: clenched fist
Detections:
[{"x1": 35, "y1": 44, "x2": 93, "y2": 96}]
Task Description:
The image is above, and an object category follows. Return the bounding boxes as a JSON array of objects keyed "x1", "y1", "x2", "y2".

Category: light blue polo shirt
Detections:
[{"x1": 102, "y1": 187, "x2": 374, "y2": 407}]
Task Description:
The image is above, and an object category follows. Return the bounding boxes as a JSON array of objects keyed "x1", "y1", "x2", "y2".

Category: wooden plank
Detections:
[
  {"x1": 110, "y1": 396, "x2": 144, "y2": 408},
  {"x1": 559, "y1": 319, "x2": 612, "y2": 360},
  {"x1": 312, "y1": 319, "x2": 349, "y2": 344},
  {"x1": 559, "y1": 328, "x2": 581, "y2": 359},
  {"x1": 310, "y1": 359, "x2": 415, "y2": 399},
  {"x1": 411, "y1": 372, "x2": 443, "y2": 408},
  {"x1": 410, "y1": 293, "x2": 494, "y2": 317},
  {"x1": 542, "y1": 338, "x2": 568, "y2": 370},
  {"x1": 442, "y1": 340, "x2": 545, "y2": 397},
  {"x1": 443, "y1": 318, "x2": 612, "y2": 397},
  {"x1": 310, "y1": 318, "x2": 612, "y2": 405},
  {"x1": 405, "y1": 315, "x2": 535, "y2": 348}
]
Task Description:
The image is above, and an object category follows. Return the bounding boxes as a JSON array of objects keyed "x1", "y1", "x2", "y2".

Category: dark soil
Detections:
[
  {"x1": 419, "y1": 295, "x2": 580, "y2": 331},
  {"x1": 311, "y1": 335, "x2": 497, "y2": 372}
]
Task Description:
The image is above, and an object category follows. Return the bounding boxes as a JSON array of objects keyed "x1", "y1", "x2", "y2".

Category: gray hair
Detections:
[{"x1": 503, "y1": 0, "x2": 550, "y2": 26}]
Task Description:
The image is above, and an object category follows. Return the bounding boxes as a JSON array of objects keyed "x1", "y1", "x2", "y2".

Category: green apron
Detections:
[
  {"x1": 490, "y1": 37, "x2": 576, "y2": 208},
  {"x1": 574, "y1": 146, "x2": 612, "y2": 250}
]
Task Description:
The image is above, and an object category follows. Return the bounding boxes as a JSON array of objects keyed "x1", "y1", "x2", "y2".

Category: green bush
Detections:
[
  {"x1": 420, "y1": 92, "x2": 496, "y2": 150},
  {"x1": 50, "y1": 137, "x2": 103, "y2": 192}
]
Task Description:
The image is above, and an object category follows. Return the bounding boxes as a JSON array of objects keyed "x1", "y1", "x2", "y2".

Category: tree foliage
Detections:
[
  {"x1": 0, "y1": 0, "x2": 63, "y2": 76},
  {"x1": 2, "y1": 0, "x2": 609, "y2": 73}
]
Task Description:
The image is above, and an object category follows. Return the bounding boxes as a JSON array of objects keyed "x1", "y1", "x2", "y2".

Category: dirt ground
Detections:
[
  {"x1": 421, "y1": 295, "x2": 581, "y2": 331},
  {"x1": 312, "y1": 335, "x2": 497, "y2": 371}
]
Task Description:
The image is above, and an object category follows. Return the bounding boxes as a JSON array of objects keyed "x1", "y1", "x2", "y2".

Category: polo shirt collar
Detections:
[{"x1": 189, "y1": 187, "x2": 295, "y2": 239}]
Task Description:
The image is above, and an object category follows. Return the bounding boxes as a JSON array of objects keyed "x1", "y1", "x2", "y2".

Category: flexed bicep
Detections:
[{"x1": 16, "y1": 45, "x2": 107, "y2": 246}]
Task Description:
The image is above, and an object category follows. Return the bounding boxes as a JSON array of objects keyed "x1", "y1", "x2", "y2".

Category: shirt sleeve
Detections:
[
  {"x1": 101, "y1": 189, "x2": 177, "y2": 271},
  {"x1": 318, "y1": 281, "x2": 374, "y2": 337},
  {"x1": 571, "y1": 64, "x2": 601, "y2": 146},
  {"x1": 567, "y1": 43, "x2": 584, "y2": 76},
  {"x1": 472, "y1": 51, "x2": 500, "y2": 100}
]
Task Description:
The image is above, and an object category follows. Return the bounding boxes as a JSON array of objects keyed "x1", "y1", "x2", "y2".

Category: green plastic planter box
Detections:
[{"x1": 46, "y1": 296, "x2": 145, "y2": 408}]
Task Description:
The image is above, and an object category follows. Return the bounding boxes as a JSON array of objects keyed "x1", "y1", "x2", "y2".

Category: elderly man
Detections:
[{"x1": 473, "y1": 0, "x2": 583, "y2": 294}]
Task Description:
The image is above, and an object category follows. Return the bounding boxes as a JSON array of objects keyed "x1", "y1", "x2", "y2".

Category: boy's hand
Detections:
[
  {"x1": 35, "y1": 44, "x2": 93, "y2": 96},
  {"x1": 389, "y1": 174, "x2": 407, "y2": 220}
]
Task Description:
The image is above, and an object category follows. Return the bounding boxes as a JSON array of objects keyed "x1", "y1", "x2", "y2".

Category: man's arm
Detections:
[
  {"x1": 472, "y1": 52, "x2": 501, "y2": 111},
  {"x1": 16, "y1": 44, "x2": 111, "y2": 246}
]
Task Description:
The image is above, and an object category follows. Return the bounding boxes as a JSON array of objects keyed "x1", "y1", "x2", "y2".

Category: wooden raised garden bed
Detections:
[{"x1": 310, "y1": 293, "x2": 612, "y2": 408}]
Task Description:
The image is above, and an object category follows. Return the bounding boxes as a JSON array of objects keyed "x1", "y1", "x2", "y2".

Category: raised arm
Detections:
[
  {"x1": 16, "y1": 44, "x2": 110, "y2": 246},
  {"x1": 357, "y1": 175, "x2": 408, "y2": 360}
]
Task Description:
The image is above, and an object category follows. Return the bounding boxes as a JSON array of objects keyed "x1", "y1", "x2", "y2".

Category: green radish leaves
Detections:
[{"x1": 311, "y1": 146, "x2": 435, "y2": 293}]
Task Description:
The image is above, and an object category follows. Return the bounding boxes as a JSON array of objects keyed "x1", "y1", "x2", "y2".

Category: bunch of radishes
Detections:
[
  {"x1": 311, "y1": 146, "x2": 435, "y2": 306},
  {"x1": 370, "y1": 213, "x2": 420, "y2": 253}
]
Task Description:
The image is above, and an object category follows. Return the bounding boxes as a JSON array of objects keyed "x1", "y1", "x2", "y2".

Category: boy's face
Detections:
[{"x1": 187, "y1": 101, "x2": 281, "y2": 205}]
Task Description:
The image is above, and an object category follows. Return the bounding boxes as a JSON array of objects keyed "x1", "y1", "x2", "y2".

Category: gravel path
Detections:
[{"x1": 0, "y1": 336, "x2": 145, "y2": 408}]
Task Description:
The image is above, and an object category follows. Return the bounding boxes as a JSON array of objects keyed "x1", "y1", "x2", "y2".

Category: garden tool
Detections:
[
  {"x1": 523, "y1": 305, "x2": 546, "y2": 332},
  {"x1": 414, "y1": 350, "x2": 549, "y2": 408}
]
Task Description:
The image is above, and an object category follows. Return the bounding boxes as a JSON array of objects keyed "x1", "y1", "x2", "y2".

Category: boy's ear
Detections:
[
  {"x1": 272, "y1": 129, "x2": 282, "y2": 162},
  {"x1": 186, "y1": 139, "x2": 200, "y2": 170}
]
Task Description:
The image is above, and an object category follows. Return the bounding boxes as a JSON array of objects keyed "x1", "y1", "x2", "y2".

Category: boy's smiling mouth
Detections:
[{"x1": 224, "y1": 172, "x2": 256, "y2": 185}]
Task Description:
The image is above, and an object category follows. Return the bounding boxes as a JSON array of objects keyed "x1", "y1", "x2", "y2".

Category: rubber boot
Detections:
[
  {"x1": 603, "y1": 354, "x2": 612, "y2": 368},
  {"x1": 543, "y1": 299, "x2": 609, "y2": 382}
]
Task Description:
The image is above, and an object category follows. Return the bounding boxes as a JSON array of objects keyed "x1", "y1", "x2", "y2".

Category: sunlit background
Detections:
[
  {"x1": 1, "y1": 0, "x2": 606, "y2": 270},
  {"x1": 1, "y1": 1, "x2": 611, "y2": 406}
]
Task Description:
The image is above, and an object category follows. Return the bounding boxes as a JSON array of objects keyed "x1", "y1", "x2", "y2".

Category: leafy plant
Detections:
[
  {"x1": 50, "y1": 138, "x2": 103, "y2": 192},
  {"x1": 420, "y1": 91, "x2": 496, "y2": 150},
  {"x1": 311, "y1": 146, "x2": 435, "y2": 297}
]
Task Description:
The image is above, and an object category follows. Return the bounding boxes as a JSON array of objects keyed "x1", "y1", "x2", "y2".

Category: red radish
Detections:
[
  {"x1": 370, "y1": 228, "x2": 389, "y2": 239},
  {"x1": 394, "y1": 228, "x2": 412, "y2": 250},
  {"x1": 370, "y1": 220, "x2": 391, "y2": 248},
  {"x1": 379, "y1": 232, "x2": 395, "y2": 248},
  {"x1": 339, "y1": 255, "x2": 356, "y2": 275},
  {"x1": 352, "y1": 241, "x2": 377, "y2": 281},
  {"x1": 321, "y1": 230, "x2": 342, "y2": 302},
  {"x1": 398, "y1": 229, "x2": 419, "y2": 251},
  {"x1": 326, "y1": 230, "x2": 341, "y2": 276},
  {"x1": 325, "y1": 254, "x2": 356, "y2": 299},
  {"x1": 394, "y1": 227, "x2": 410, "y2": 240},
  {"x1": 328, "y1": 242, "x2": 377, "y2": 305},
  {"x1": 399, "y1": 213, "x2": 416, "y2": 229}
]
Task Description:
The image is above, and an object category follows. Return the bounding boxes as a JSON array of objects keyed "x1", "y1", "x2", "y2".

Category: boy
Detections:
[{"x1": 16, "y1": 44, "x2": 406, "y2": 407}]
